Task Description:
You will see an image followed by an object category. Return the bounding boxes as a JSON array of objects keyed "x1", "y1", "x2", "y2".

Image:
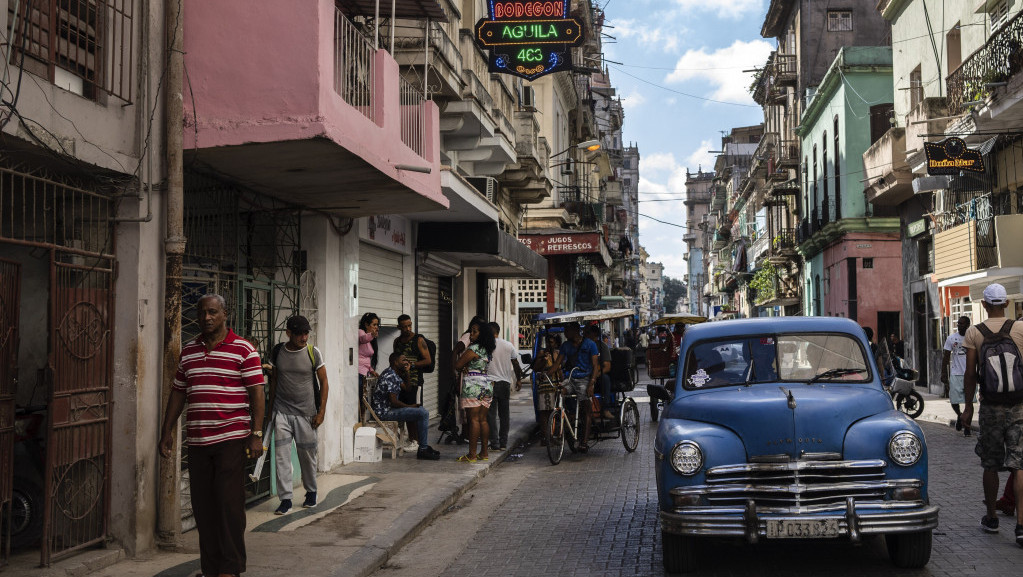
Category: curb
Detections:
[{"x1": 343, "y1": 420, "x2": 538, "y2": 577}]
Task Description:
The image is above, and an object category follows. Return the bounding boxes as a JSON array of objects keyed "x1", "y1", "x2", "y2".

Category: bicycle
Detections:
[{"x1": 545, "y1": 370, "x2": 640, "y2": 465}]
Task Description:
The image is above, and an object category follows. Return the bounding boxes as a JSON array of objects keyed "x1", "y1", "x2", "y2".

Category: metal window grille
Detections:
[
  {"x1": 7, "y1": 0, "x2": 134, "y2": 101},
  {"x1": 827, "y1": 11, "x2": 853, "y2": 32}
]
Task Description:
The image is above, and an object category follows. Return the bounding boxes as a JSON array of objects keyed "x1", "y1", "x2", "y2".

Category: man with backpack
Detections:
[
  {"x1": 962, "y1": 283, "x2": 1023, "y2": 544},
  {"x1": 266, "y1": 315, "x2": 329, "y2": 515},
  {"x1": 394, "y1": 314, "x2": 433, "y2": 451}
]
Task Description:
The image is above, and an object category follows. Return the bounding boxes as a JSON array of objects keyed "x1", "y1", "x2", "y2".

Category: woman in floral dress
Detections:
[{"x1": 453, "y1": 322, "x2": 496, "y2": 462}]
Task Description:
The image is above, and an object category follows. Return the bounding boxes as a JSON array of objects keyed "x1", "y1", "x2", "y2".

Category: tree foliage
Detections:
[{"x1": 663, "y1": 276, "x2": 686, "y2": 314}]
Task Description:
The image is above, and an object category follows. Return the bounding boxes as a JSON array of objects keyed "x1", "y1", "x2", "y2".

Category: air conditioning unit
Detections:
[
  {"x1": 521, "y1": 86, "x2": 536, "y2": 109},
  {"x1": 467, "y1": 176, "x2": 499, "y2": 203}
]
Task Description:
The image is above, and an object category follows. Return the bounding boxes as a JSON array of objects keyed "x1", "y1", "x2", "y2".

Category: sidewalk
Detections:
[{"x1": 11, "y1": 387, "x2": 541, "y2": 577}]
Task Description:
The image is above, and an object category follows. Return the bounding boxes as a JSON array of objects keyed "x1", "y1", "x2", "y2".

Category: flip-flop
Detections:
[
  {"x1": 455, "y1": 454, "x2": 477, "y2": 463},
  {"x1": 478, "y1": 455, "x2": 489, "y2": 461}
]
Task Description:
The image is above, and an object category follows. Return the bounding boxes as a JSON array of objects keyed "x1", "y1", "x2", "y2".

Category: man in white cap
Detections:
[{"x1": 962, "y1": 282, "x2": 1023, "y2": 544}]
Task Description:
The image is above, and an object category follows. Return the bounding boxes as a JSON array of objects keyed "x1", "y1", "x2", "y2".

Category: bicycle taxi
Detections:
[
  {"x1": 521, "y1": 308, "x2": 640, "y2": 464},
  {"x1": 645, "y1": 314, "x2": 707, "y2": 422}
]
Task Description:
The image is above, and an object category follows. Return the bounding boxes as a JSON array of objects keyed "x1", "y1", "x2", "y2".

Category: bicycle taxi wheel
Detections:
[
  {"x1": 546, "y1": 408, "x2": 565, "y2": 465},
  {"x1": 620, "y1": 396, "x2": 640, "y2": 452}
]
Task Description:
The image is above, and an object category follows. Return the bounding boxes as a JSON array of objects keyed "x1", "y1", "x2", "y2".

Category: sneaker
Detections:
[
  {"x1": 981, "y1": 515, "x2": 999, "y2": 533},
  {"x1": 490, "y1": 442, "x2": 500, "y2": 451},
  {"x1": 417, "y1": 446, "x2": 440, "y2": 460},
  {"x1": 403, "y1": 440, "x2": 419, "y2": 452},
  {"x1": 275, "y1": 499, "x2": 292, "y2": 515},
  {"x1": 1015, "y1": 524, "x2": 1023, "y2": 547},
  {"x1": 302, "y1": 492, "x2": 317, "y2": 508}
]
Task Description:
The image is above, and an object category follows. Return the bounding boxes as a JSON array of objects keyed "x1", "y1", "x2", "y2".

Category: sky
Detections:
[{"x1": 601, "y1": 0, "x2": 775, "y2": 279}]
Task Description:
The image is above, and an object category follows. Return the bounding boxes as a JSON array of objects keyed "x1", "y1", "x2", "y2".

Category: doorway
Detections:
[{"x1": 913, "y1": 293, "x2": 929, "y2": 388}]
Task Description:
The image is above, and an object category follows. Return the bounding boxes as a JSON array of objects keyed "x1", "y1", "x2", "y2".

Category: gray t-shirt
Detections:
[{"x1": 272, "y1": 345, "x2": 325, "y2": 417}]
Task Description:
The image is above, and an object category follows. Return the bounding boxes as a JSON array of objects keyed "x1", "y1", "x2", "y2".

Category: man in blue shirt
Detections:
[
  {"x1": 371, "y1": 352, "x2": 440, "y2": 460},
  {"x1": 555, "y1": 323, "x2": 600, "y2": 451}
]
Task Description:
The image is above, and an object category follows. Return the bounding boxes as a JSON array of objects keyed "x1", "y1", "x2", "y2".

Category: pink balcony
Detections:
[{"x1": 181, "y1": 0, "x2": 447, "y2": 216}]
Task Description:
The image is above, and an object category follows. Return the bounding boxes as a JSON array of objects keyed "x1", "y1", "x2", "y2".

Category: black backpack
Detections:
[
  {"x1": 270, "y1": 343, "x2": 322, "y2": 412},
  {"x1": 418, "y1": 334, "x2": 437, "y2": 374},
  {"x1": 975, "y1": 320, "x2": 1023, "y2": 404}
]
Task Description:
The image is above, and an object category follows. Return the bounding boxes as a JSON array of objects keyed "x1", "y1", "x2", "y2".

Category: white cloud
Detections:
[
  {"x1": 608, "y1": 18, "x2": 683, "y2": 53},
  {"x1": 671, "y1": 0, "x2": 763, "y2": 19},
  {"x1": 685, "y1": 139, "x2": 716, "y2": 173},
  {"x1": 621, "y1": 89, "x2": 647, "y2": 111},
  {"x1": 664, "y1": 39, "x2": 774, "y2": 103},
  {"x1": 640, "y1": 153, "x2": 677, "y2": 175}
]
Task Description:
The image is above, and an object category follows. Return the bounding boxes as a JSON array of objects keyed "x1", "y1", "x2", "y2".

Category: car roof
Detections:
[{"x1": 684, "y1": 316, "x2": 867, "y2": 340}]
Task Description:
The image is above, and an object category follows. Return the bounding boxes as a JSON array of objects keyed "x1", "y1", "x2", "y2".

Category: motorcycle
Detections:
[
  {"x1": 882, "y1": 356, "x2": 925, "y2": 420},
  {"x1": 3, "y1": 405, "x2": 47, "y2": 549}
]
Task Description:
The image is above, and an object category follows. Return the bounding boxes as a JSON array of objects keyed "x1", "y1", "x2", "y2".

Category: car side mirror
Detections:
[
  {"x1": 520, "y1": 353, "x2": 533, "y2": 365},
  {"x1": 647, "y1": 383, "x2": 672, "y2": 402}
]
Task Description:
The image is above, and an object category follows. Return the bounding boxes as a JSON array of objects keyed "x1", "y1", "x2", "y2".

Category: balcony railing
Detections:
[
  {"x1": 334, "y1": 8, "x2": 376, "y2": 120},
  {"x1": 946, "y1": 9, "x2": 1023, "y2": 115},
  {"x1": 399, "y1": 76, "x2": 425, "y2": 156}
]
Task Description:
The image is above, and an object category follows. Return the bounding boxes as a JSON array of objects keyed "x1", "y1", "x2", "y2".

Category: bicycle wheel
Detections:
[
  {"x1": 546, "y1": 408, "x2": 565, "y2": 465},
  {"x1": 620, "y1": 397, "x2": 640, "y2": 452}
]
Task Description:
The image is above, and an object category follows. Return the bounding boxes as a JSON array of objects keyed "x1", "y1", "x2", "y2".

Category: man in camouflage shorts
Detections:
[{"x1": 962, "y1": 282, "x2": 1023, "y2": 545}]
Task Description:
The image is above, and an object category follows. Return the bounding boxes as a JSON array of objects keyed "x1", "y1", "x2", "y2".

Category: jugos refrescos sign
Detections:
[
  {"x1": 519, "y1": 232, "x2": 600, "y2": 255},
  {"x1": 475, "y1": 1, "x2": 585, "y2": 81}
]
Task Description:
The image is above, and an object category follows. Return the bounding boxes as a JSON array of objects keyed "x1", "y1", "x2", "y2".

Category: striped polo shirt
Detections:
[{"x1": 173, "y1": 329, "x2": 265, "y2": 446}]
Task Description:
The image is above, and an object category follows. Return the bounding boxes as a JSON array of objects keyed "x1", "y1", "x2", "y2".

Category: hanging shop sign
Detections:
[
  {"x1": 924, "y1": 137, "x2": 985, "y2": 175},
  {"x1": 519, "y1": 232, "x2": 600, "y2": 255},
  {"x1": 475, "y1": 1, "x2": 585, "y2": 81}
]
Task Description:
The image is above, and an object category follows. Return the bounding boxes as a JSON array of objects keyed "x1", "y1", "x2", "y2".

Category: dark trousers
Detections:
[
  {"x1": 188, "y1": 437, "x2": 248, "y2": 576},
  {"x1": 487, "y1": 380, "x2": 511, "y2": 447}
]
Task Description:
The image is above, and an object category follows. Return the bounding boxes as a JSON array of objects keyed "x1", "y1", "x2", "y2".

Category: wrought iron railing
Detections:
[
  {"x1": 9, "y1": 0, "x2": 135, "y2": 102},
  {"x1": 0, "y1": 166, "x2": 115, "y2": 257},
  {"x1": 946, "y1": 9, "x2": 1023, "y2": 115},
  {"x1": 399, "y1": 76, "x2": 425, "y2": 156},
  {"x1": 772, "y1": 228, "x2": 797, "y2": 252},
  {"x1": 334, "y1": 7, "x2": 376, "y2": 120}
]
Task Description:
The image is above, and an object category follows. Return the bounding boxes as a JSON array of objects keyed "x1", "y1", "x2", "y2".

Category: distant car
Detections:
[{"x1": 648, "y1": 317, "x2": 938, "y2": 573}]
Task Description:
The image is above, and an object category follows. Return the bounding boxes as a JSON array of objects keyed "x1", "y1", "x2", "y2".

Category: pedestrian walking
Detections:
[
  {"x1": 454, "y1": 321, "x2": 496, "y2": 462},
  {"x1": 265, "y1": 315, "x2": 328, "y2": 515},
  {"x1": 393, "y1": 314, "x2": 432, "y2": 451},
  {"x1": 961, "y1": 283, "x2": 1023, "y2": 544},
  {"x1": 941, "y1": 316, "x2": 972, "y2": 436},
  {"x1": 158, "y1": 294, "x2": 265, "y2": 577},
  {"x1": 487, "y1": 322, "x2": 522, "y2": 451}
]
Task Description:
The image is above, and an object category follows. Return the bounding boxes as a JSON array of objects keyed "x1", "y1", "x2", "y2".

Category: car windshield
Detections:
[{"x1": 681, "y1": 333, "x2": 870, "y2": 389}]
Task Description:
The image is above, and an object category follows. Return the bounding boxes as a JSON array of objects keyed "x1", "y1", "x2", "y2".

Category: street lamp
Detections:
[{"x1": 550, "y1": 139, "x2": 601, "y2": 159}]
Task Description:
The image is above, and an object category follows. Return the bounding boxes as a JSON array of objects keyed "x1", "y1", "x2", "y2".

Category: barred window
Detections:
[
  {"x1": 7, "y1": 0, "x2": 134, "y2": 101},
  {"x1": 828, "y1": 11, "x2": 853, "y2": 32}
]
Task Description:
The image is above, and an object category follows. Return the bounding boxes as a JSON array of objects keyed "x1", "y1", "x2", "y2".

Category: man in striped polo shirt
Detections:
[{"x1": 159, "y1": 294, "x2": 265, "y2": 577}]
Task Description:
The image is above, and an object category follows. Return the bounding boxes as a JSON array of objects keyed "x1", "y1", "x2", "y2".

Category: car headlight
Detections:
[
  {"x1": 670, "y1": 441, "x2": 704, "y2": 476},
  {"x1": 888, "y1": 431, "x2": 922, "y2": 466}
]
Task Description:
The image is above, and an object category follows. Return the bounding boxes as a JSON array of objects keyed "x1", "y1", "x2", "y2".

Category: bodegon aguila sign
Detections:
[
  {"x1": 924, "y1": 137, "x2": 985, "y2": 176},
  {"x1": 475, "y1": 2, "x2": 585, "y2": 81}
]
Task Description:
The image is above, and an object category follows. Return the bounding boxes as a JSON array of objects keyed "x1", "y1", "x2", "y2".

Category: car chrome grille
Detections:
[{"x1": 703, "y1": 459, "x2": 887, "y2": 508}]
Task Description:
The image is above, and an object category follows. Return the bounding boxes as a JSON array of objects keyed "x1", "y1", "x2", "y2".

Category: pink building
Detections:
[
  {"x1": 821, "y1": 232, "x2": 903, "y2": 339},
  {"x1": 182, "y1": 0, "x2": 447, "y2": 215}
]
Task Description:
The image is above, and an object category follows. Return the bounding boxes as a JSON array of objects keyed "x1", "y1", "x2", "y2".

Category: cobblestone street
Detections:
[{"x1": 374, "y1": 399, "x2": 1022, "y2": 577}]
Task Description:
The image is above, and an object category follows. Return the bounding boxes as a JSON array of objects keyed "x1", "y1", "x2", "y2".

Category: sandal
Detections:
[
  {"x1": 478, "y1": 455, "x2": 489, "y2": 461},
  {"x1": 456, "y1": 454, "x2": 477, "y2": 463}
]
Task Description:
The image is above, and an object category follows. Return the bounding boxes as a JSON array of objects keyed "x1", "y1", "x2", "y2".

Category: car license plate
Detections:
[{"x1": 765, "y1": 519, "x2": 840, "y2": 539}]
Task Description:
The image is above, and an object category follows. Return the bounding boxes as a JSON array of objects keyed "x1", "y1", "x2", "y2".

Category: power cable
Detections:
[{"x1": 608, "y1": 64, "x2": 760, "y2": 108}]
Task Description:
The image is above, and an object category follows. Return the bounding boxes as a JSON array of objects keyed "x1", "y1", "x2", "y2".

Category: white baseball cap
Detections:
[{"x1": 983, "y1": 283, "x2": 1008, "y2": 305}]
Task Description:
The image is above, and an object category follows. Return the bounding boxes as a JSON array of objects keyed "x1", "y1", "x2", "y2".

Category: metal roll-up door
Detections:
[
  {"x1": 359, "y1": 242, "x2": 405, "y2": 327},
  {"x1": 416, "y1": 274, "x2": 441, "y2": 418}
]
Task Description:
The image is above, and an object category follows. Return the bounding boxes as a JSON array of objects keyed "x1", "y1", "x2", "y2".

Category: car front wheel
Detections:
[
  {"x1": 885, "y1": 530, "x2": 932, "y2": 568},
  {"x1": 661, "y1": 530, "x2": 696, "y2": 574}
]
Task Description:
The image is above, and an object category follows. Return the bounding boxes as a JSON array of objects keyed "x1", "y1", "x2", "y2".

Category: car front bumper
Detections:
[{"x1": 660, "y1": 497, "x2": 939, "y2": 543}]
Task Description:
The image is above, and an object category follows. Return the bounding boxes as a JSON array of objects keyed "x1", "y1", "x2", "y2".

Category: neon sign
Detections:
[
  {"x1": 924, "y1": 137, "x2": 985, "y2": 176},
  {"x1": 475, "y1": 1, "x2": 584, "y2": 81}
]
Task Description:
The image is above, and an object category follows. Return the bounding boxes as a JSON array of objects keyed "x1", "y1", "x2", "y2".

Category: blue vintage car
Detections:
[{"x1": 648, "y1": 317, "x2": 939, "y2": 573}]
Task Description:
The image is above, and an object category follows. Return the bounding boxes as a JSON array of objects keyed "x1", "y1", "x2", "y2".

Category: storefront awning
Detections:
[
  {"x1": 937, "y1": 267, "x2": 1023, "y2": 300},
  {"x1": 417, "y1": 222, "x2": 547, "y2": 278}
]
